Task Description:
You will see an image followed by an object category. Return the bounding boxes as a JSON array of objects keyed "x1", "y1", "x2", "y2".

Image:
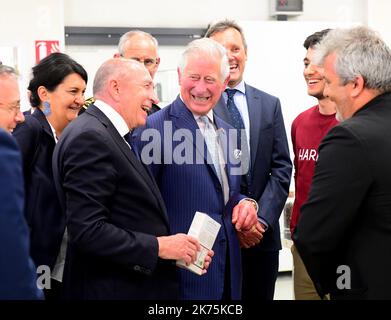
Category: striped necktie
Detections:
[{"x1": 200, "y1": 116, "x2": 222, "y2": 185}]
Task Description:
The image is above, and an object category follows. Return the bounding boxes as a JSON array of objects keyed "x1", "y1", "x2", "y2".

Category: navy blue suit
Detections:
[
  {"x1": 214, "y1": 84, "x2": 292, "y2": 300},
  {"x1": 134, "y1": 96, "x2": 245, "y2": 299},
  {"x1": 13, "y1": 108, "x2": 65, "y2": 270},
  {"x1": 0, "y1": 129, "x2": 43, "y2": 300}
]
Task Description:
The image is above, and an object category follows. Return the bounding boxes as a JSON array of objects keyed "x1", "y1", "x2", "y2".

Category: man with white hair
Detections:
[{"x1": 134, "y1": 38, "x2": 259, "y2": 299}]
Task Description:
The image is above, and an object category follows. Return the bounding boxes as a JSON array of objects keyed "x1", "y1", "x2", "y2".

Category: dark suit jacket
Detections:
[
  {"x1": 134, "y1": 96, "x2": 245, "y2": 299},
  {"x1": 148, "y1": 103, "x2": 161, "y2": 115},
  {"x1": 52, "y1": 105, "x2": 178, "y2": 300},
  {"x1": 13, "y1": 108, "x2": 64, "y2": 269},
  {"x1": 294, "y1": 92, "x2": 391, "y2": 299},
  {"x1": 0, "y1": 129, "x2": 42, "y2": 300},
  {"x1": 214, "y1": 84, "x2": 292, "y2": 252}
]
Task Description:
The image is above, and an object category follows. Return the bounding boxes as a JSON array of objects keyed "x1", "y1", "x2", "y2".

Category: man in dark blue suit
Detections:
[
  {"x1": 0, "y1": 65, "x2": 42, "y2": 299},
  {"x1": 206, "y1": 20, "x2": 292, "y2": 300},
  {"x1": 135, "y1": 38, "x2": 259, "y2": 300}
]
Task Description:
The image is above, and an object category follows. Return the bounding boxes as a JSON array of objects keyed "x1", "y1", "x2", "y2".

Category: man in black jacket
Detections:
[{"x1": 294, "y1": 26, "x2": 391, "y2": 300}]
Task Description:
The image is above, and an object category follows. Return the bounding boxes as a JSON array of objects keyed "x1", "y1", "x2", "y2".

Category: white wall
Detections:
[
  {"x1": 367, "y1": 0, "x2": 391, "y2": 46},
  {"x1": 64, "y1": 0, "x2": 368, "y2": 27},
  {"x1": 0, "y1": 0, "x2": 64, "y2": 109},
  {"x1": 64, "y1": 0, "x2": 270, "y2": 28},
  {"x1": 293, "y1": 0, "x2": 368, "y2": 23}
]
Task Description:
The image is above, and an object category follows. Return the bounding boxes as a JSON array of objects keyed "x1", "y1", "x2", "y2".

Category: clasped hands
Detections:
[{"x1": 232, "y1": 200, "x2": 265, "y2": 248}]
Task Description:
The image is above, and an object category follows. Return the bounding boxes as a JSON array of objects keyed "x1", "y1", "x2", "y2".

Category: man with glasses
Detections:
[
  {"x1": 0, "y1": 65, "x2": 25, "y2": 132},
  {"x1": 81, "y1": 30, "x2": 162, "y2": 116},
  {"x1": 0, "y1": 64, "x2": 42, "y2": 299},
  {"x1": 114, "y1": 30, "x2": 161, "y2": 115}
]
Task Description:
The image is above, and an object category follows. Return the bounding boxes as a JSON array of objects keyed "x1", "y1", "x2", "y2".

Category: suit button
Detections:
[{"x1": 134, "y1": 265, "x2": 141, "y2": 271}]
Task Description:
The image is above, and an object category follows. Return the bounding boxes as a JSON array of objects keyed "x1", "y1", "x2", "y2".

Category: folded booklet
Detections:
[{"x1": 176, "y1": 211, "x2": 221, "y2": 275}]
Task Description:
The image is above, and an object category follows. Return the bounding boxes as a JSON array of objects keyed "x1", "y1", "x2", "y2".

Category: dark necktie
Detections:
[
  {"x1": 225, "y1": 89, "x2": 246, "y2": 148},
  {"x1": 225, "y1": 89, "x2": 251, "y2": 183},
  {"x1": 124, "y1": 132, "x2": 140, "y2": 160}
]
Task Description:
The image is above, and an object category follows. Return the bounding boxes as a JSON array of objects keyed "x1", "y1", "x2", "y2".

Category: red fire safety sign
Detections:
[{"x1": 35, "y1": 40, "x2": 60, "y2": 63}]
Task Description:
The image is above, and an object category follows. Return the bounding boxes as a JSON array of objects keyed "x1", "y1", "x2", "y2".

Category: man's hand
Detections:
[
  {"x1": 200, "y1": 249, "x2": 214, "y2": 274},
  {"x1": 158, "y1": 234, "x2": 215, "y2": 274},
  {"x1": 157, "y1": 234, "x2": 200, "y2": 264},
  {"x1": 237, "y1": 221, "x2": 265, "y2": 248},
  {"x1": 232, "y1": 199, "x2": 258, "y2": 231}
]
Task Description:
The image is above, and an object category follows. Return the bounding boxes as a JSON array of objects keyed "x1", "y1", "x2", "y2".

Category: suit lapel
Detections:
[
  {"x1": 87, "y1": 106, "x2": 169, "y2": 226},
  {"x1": 214, "y1": 96, "x2": 231, "y2": 123},
  {"x1": 170, "y1": 98, "x2": 221, "y2": 183},
  {"x1": 245, "y1": 84, "x2": 261, "y2": 166}
]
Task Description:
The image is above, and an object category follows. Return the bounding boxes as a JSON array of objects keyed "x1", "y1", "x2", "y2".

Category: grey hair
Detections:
[
  {"x1": 314, "y1": 26, "x2": 391, "y2": 93},
  {"x1": 0, "y1": 64, "x2": 18, "y2": 78},
  {"x1": 205, "y1": 19, "x2": 247, "y2": 51},
  {"x1": 178, "y1": 38, "x2": 230, "y2": 82},
  {"x1": 93, "y1": 58, "x2": 142, "y2": 95},
  {"x1": 118, "y1": 30, "x2": 158, "y2": 56}
]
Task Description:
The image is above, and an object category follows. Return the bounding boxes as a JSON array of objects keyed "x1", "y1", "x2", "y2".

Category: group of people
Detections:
[{"x1": 1, "y1": 19, "x2": 391, "y2": 301}]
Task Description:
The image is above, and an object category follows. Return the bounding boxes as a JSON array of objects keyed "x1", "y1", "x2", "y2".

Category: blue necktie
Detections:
[
  {"x1": 225, "y1": 89, "x2": 251, "y2": 180},
  {"x1": 225, "y1": 89, "x2": 245, "y2": 148}
]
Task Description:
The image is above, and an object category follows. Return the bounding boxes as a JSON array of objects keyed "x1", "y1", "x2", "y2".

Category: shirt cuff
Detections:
[
  {"x1": 258, "y1": 218, "x2": 269, "y2": 231},
  {"x1": 239, "y1": 198, "x2": 259, "y2": 213}
]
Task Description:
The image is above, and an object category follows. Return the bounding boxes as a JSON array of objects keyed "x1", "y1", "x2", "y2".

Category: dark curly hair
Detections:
[{"x1": 303, "y1": 29, "x2": 331, "y2": 50}]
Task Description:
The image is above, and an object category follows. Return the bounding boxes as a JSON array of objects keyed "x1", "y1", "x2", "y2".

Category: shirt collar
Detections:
[
  {"x1": 94, "y1": 99, "x2": 130, "y2": 137},
  {"x1": 179, "y1": 94, "x2": 215, "y2": 124},
  {"x1": 226, "y1": 80, "x2": 246, "y2": 95},
  {"x1": 47, "y1": 121, "x2": 58, "y2": 143},
  {"x1": 194, "y1": 110, "x2": 214, "y2": 124}
]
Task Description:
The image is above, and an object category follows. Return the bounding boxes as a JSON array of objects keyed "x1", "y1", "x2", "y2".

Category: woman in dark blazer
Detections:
[{"x1": 13, "y1": 53, "x2": 87, "y2": 299}]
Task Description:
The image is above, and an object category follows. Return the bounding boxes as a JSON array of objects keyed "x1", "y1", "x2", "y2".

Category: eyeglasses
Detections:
[
  {"x1": 0, "y1": 101, "x2": 21, "y2": 115},
  {"x1": 122, "y1": 56, "x2": 158, "y2": 67}
]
